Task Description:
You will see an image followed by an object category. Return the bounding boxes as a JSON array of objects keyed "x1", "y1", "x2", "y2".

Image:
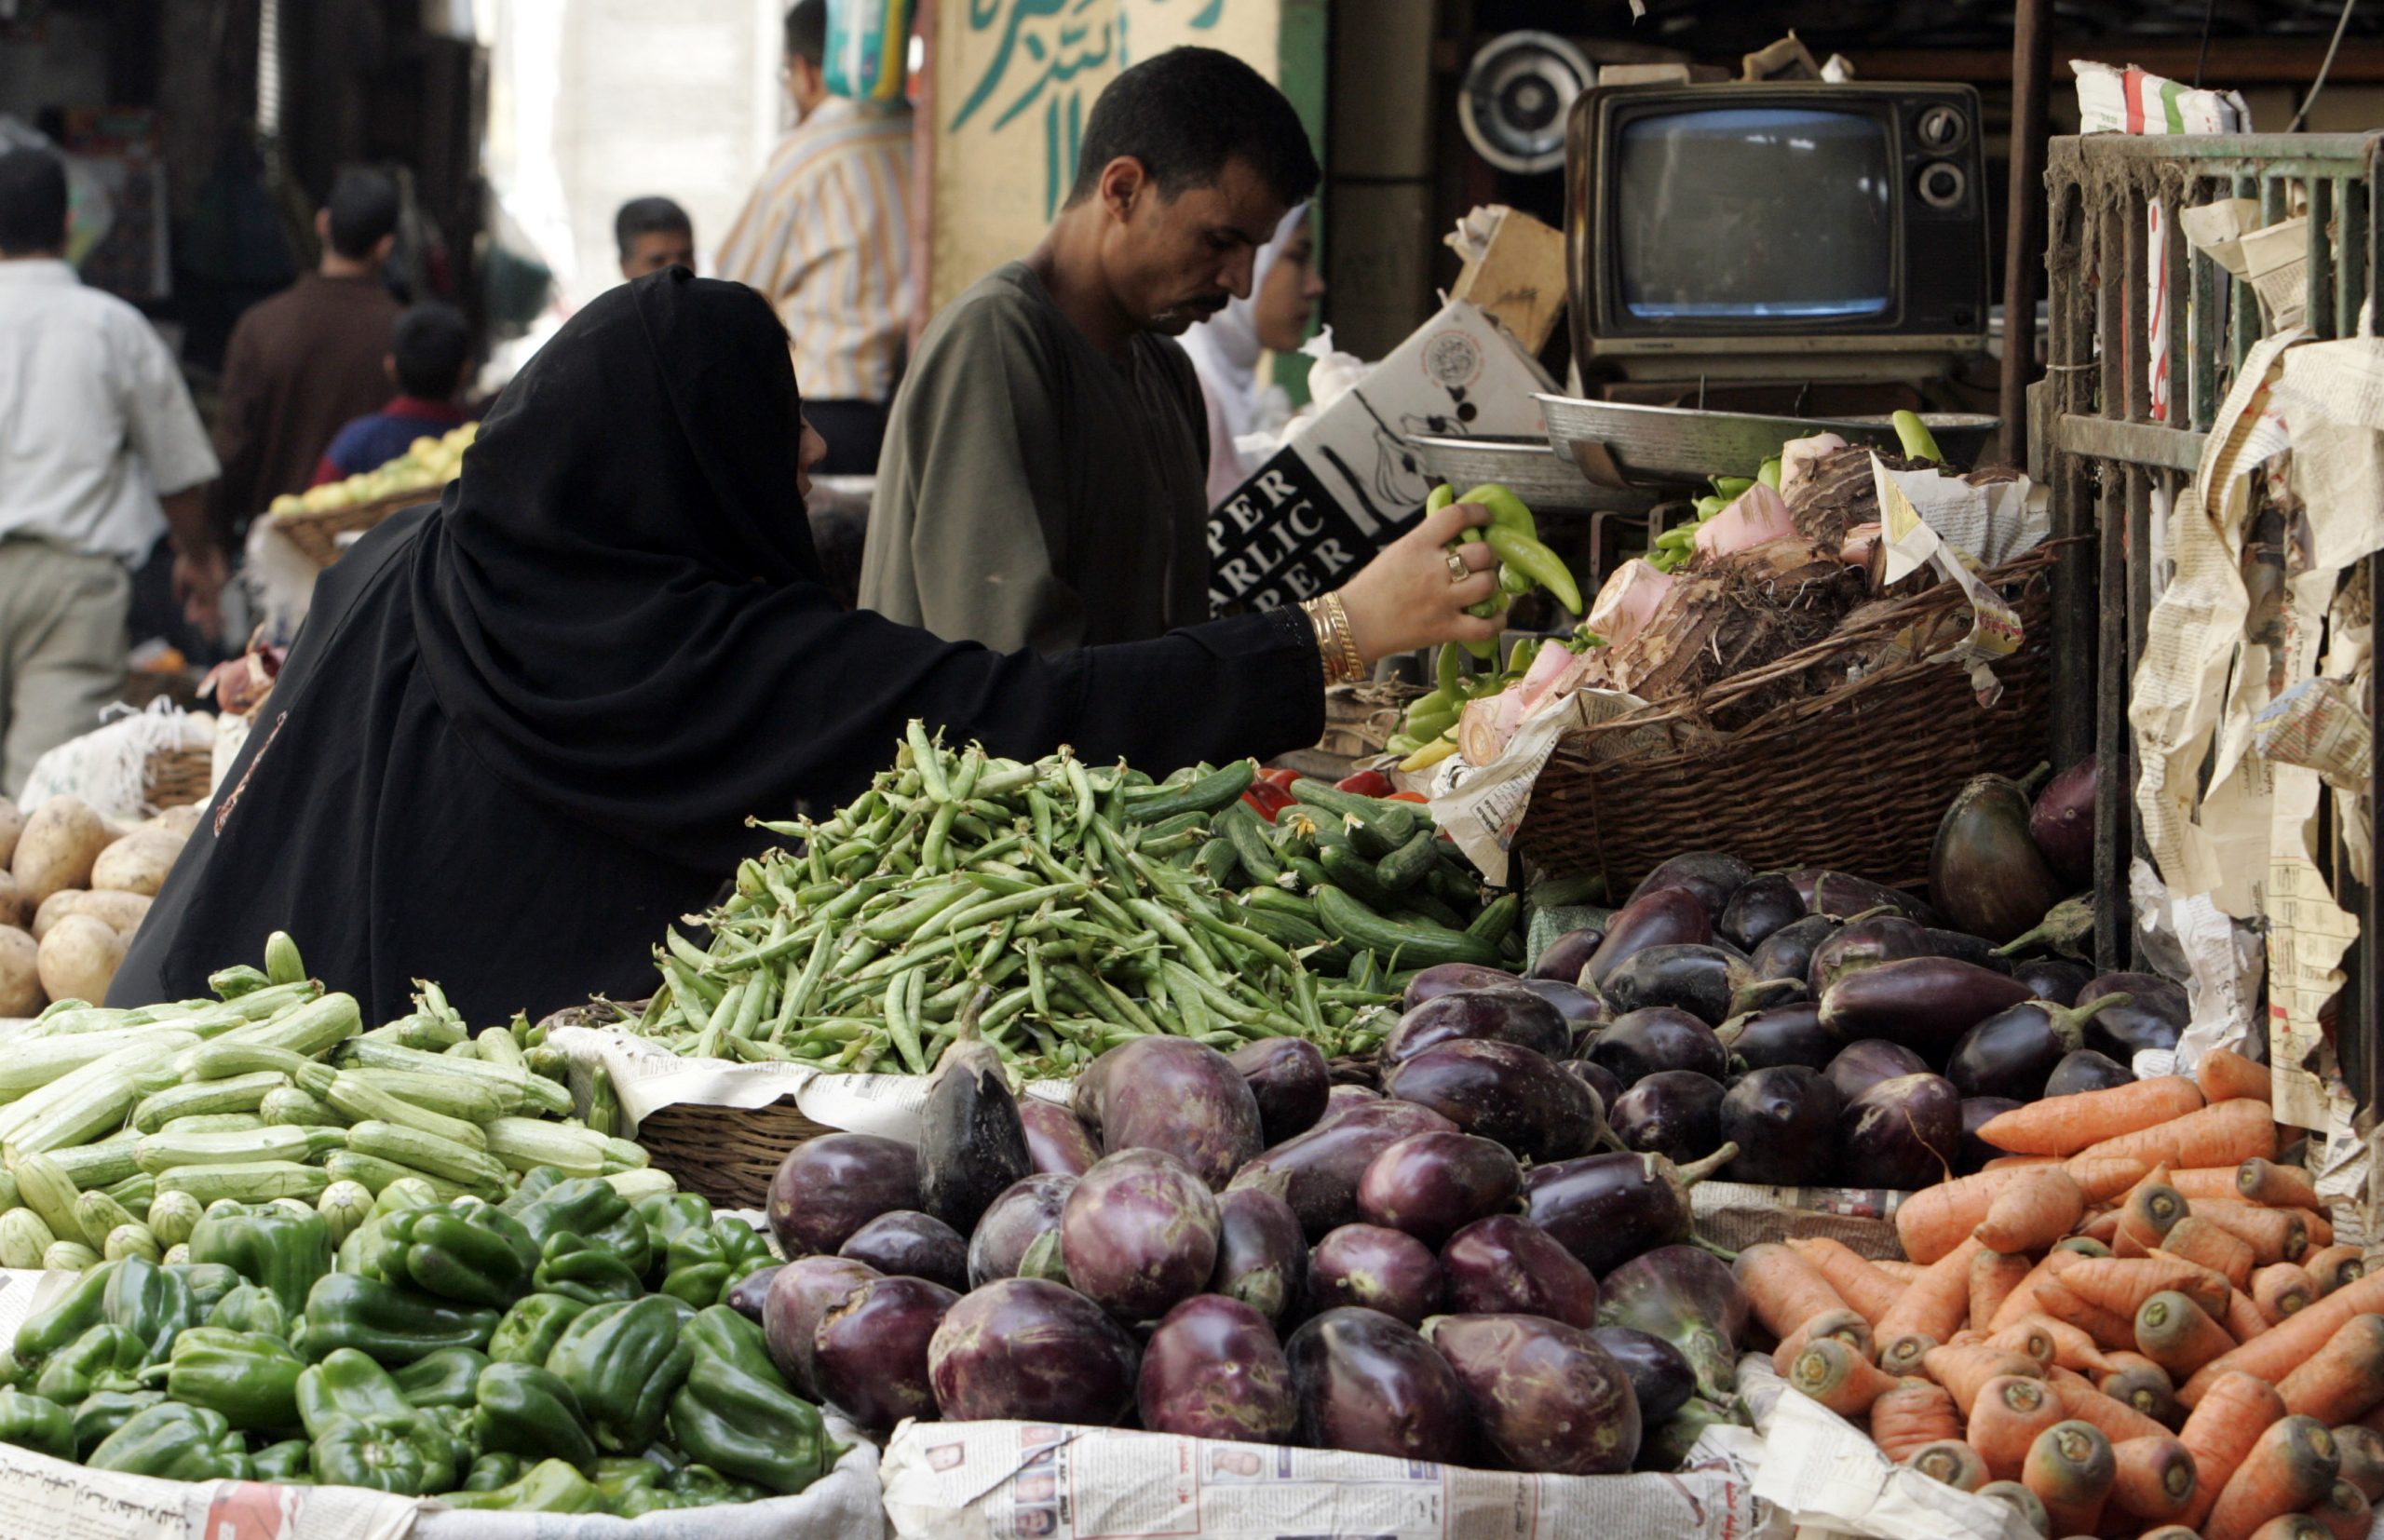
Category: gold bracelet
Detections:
[
  {"x1": 1299, "y1": 595, "x2": 1365, "y2": 685},
  {"x1": 1324, "y1": 591, "x2": 1364, "y2": 683}
]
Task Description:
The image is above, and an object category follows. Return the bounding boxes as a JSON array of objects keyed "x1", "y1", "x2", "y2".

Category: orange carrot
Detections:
[
  {"x1": 2276, "y1": 1316, "x2": 2384, "y2": 1426},
  {"x1": 2182, "y1": 1274, "x2": 2384, "y2": 1406},
  {"x1": 2246, "y1": 1515, "x2": 2336, "y2": 1540},
  {"x1": 2119, "y1": 1182, "x2": 2192, "y2": 1257},
  {"x1": 1984, "y1": 1317, "x2": 2059, "y2": 1371},
  {"x1": 2070, "y1": 1157, "x2": 2160, "y2": 1205},
  {"x1": 2252, "y1": 1263, "x2": 2319, "y2": 1328},
  {"x1": 2101, "y1": 1359, "x2": 2183, "y2": 1431},
  {"x1": 2069, "y1": 1097, "x2": 2278, "y2": 1179},
  {"x1": 2080, "y1": 1208, "x2": 2125, "y2": 1249},
  {"x1": 1976, "y1": 1168, "x2": 2087, "y2": 1255},
  {"x1": 1983, "y1": 1154, "x2": 2058, "y2": 1169},
  {"x1": 2200, "y1": 1047, "x2": 2273, "y2": 1104},
  {"x1": 1874, "y1": 1260, "x2": 1925, "y2": 1283},
  {"x1": 1971, "y1": 1373, "x2": 2068, "y2": 1482},
  {"x1": 2139, "y1": 1526, "x2": 2202, "y2": 1540},
  {"x1": 1971, "y1": 1248, "x2": 2034, "y2": 1332},
  {"x1": 2204, "y1": 1415, "x2": 2341, "y2": 1540},
  {"x1": 2173, "y1": 1165, "x2": 2251, "y2": 1202},
  {"x1": 2110, "y1": 1434, "x2": 2200, "y2": 1522},
  {"x1": 2296, "y1": 1208, "x2": 2336, "y2": 1250},
  {"x1": 1896, "y1": 1169, "x2": 2034, "y2": 1264},
  {"x1": 2192, "y1": 1200, "x2": 2311, "y2": 1266},
  {"x1": 1772, "y1": 1306, "x2": 1874, "y2": 1376},
  {"x1": 2306, "y1": 1479, "x2": 2372, "y2": 1540},
  {"x1": 1787, "y1": 1337, "x2": 1900, "y2": 1416},
  {"x1": 2239, "y1": 1158, "x2": 2319, "y2": 1209},
  {"x1": 2052, "y1": 1251, "x2": 2234, "y2": 1321},
  {"x1": 1988, "y1": 1251, "x2": 2073, "y2": 1333},
  {"x1": 1903, "y1": 1439, "x2": 1990, "y2": 1491},
  {"x1": 2047, "y1": 1366, "x2": 2176, "y2": 1443},
  {"x1": 2330, "y1": 1424, "x2": 2384, "y2": 1500},
  {"x1": 2136, "y1": 1290, "x2": 2240, "y2": 1380},
  {"x1": 1869, "y1": 1378, "x2": 1960, "y2": 1463},
  {"x1": 1982, "y1": 1077, "x2": 2206, "y2": 1156},
  {"x1": 1921, "y1": 1344, "x2": 2044, "y2": 1417},
  {"x1": 2032, "y1": 1274, "x2": 2137, "y2": 1349},
  {"x1": 2180, "y1": 1372, "x2": 2294, "y2": 1530},
  {"x1": 2164, "y1": 1215, "x2": 2260, "y2": 1290},
  {"x1": 2307, "y1": 1246, "x2": 2364, "y2": 1298},
  {"x1": 2015, "y1": 1314, "x2": 2112, "y2": 1375},
  {"x1": 1734, "y1": 1243, "x2": 1849, "y2": 1342},
  {"x1": 2023, "y1": 1418, "x2": 2115, "y2": 1534},
  {"x1": 1786, "y1": 1237, "x2": 1905, "y2": 1324},
  {"x1": 1875, "y1": 1236, "x2": 1985, "y2": 1371}
]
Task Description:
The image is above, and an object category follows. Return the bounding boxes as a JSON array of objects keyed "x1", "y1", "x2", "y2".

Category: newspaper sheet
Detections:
[
  {"x1": 1869, "y1": 460, "x2": 2032, "y2": 702},
  {"x1": 1428, "y1": 688, "x2": 1660, "y2": 888},
  {"x1": 1745, "y1": 1361, "x2": 2028, "y2": 1540},
  {"x1": 1693, "y1": 1182, "x2": 1904, "y2": 1261},
  {"x1": 878, "y1": 1417, "x2": 1780, "y2": 1540}
]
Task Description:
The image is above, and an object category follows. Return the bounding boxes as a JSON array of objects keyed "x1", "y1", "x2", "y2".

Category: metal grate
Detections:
[{"x1": 2038, "y1": 130, "x2": 2383, "y2": 1113}]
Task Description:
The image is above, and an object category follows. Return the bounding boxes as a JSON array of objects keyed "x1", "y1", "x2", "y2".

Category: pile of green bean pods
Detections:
[{"x1": 630, "y1": 723, "x2": 1433, "y2": 1078}]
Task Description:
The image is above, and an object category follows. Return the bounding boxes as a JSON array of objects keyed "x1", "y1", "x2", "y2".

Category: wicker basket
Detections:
[
  {"x1": 143, "y1": 745, "x2": 214, "y2": 810},
  {"x1": 268, "y1": 485, "x2": 440, "y2": 567},
  {"x1": 632, "y1": 1099, "x2": 841, "y2": 1209},
  {"x1": 1519, "y1": 547, "x2": 2060, "y2": 894}
]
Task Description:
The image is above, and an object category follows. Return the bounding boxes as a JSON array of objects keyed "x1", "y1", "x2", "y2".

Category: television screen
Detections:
[{"x1": 1615, "y1": 106, "x2": 1894, "y2": 321}]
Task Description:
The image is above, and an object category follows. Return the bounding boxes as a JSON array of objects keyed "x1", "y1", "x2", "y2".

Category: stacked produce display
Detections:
[
  {"x1": 265, "y1": 423, "x2": 476, "y2": 522},
  {"x1": 0, "y1": 794, "x2": 198, "y2": 1018}
]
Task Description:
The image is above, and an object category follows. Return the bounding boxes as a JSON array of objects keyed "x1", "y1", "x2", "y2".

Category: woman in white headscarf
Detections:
[{"x1": 1180, "y1": 203, "x2": 1324, "y2": 507}]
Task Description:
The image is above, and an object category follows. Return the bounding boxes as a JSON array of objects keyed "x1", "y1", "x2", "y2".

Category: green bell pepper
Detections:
[
  {"x1": 34, "y1": 1324, "x2": 147, "y2": 1403},
  {"x1": 71, "y1": 1389, "x2": 163, "y2": 1458},
  {"x1": 170, "y1": 1263, "x2": 244, "y2": 1320},
  {"x1": 292, "y1": 1274, "x2": 498, "y2": 1363},
  {"x1": 437, "y1": 1456, "x2": 606, "y2": 1514},
  {"x1": 635, "y1": 1192, "x2": 711, "y2": 1257},
  {"x1": 505, "y1": 1175, "x2": 651, "y2": 1276},
  {"x1": 545, "y1": 1296, "x2": 691, "y2": 1454},
  {"x1": 308, "y1": 1413, "x2": 452, "y2": 1496},
  {"x1": 206, "y1": 1282, "x2": 290, "y2": 1339},
  {"x1": 668, "y1": 1305, "x2": 840, "y2": 1495},
  {"x1": 162, "y1": 1329, "x2": 307, "y2": 1431},
  {"x1": 463, "y1": 1451, "x2": 523, "y2": 1491},
  {"x1": 713, "y1": 1218, "x2": 771, "y2": 1272},
  {"x1": 471, "y1": 1361, "x2": 597, "y2": 1471},
  {"x1": 14, "y1": 1261, "x2": 116, "y2": 1366},
  {"x1": 657, "y1": 1228, "x2": 730, "y2": 1309},
  {"x1": 295, "y1": 1347, "x2": 414, "y2": 1439},
  {"x1": 390, "y1": 1345, "x2": 488, "y2": 1410},
  {"x1": 0, "y1": 1387, "x2": 73, "y2": 1461},
  {"x1": 488, "y1": 1291, "x2": 589, "y2": 1365},
  {"x1": 533, "y1": 1232, "x2": 642, "y2": 1306},
  {"x1": 88, "y1": 1401, "x2": 252, "y2": 1481},
  {"x1": 652, "y1": 1462, "x2": 770, "y2": 1509},
  {"x1": 102, "y1": 1255, "x2": 196, "y2": 1363},
  {"x1": 188, "y1": 1203, "x2": 332, "y2": 1321},
  {"x1": 593, "y1": 1453, "x2": 665, "y2": 1510},
  {"x1": 251, "y1": 1438, "x2": 311, "y2": 1483},
  {"x1": 355, "y1": 1201, "x2": 538, "y2": 1310}
]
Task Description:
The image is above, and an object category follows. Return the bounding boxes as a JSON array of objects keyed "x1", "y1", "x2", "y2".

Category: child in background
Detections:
[{"x1": 309, "y1": 303, "x2": 474, "y2": 486}]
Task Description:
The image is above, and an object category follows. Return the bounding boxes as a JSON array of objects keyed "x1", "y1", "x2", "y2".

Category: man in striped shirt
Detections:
[{"x1": 715, "y1": 0, "x2": 911, "y2": 475}]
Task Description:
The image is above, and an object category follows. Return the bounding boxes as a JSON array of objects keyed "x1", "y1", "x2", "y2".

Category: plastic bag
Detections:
[
  {"x1": 826, "y1": 0, "x2": 914, "y2": 103},
  {"x1": 1299, "y1": 326, "x2": 1368, "y2": 414}
]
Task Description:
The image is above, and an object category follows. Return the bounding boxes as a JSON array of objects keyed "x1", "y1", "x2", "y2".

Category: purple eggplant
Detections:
[
  {"x1": 1324, "y1": 1085, "x2": 1382, "y2": 1116},
  {"x1": 1595, "y1": 1244, "x2": 1749, "y2": 1402},
  {"x1": 1564, "y1": 1057, "x2": 1624, "y2": 1112},
  {"x1": 1945, "y1": 993, "x2": 2134, "y2": 1101},
  {"x1": 1718, "y1": 1065, "x2": 1841, "y2": 1186},
  {"x1": 1957, "y1": 1097, "x2": 2022, "y2": 1174},
  {"x1": 1428, "y1": 1314, "x2": 1643, "y2": 1475},
  {"x1": 2030, "y1": 756, "x2": 2098, "y2": 886},
  {"x1": 1717, "y1": 1004, "x2": 1840, "y2": 1073},
  {"x1": 2011, "y1": 957, "x2": 2094, "y2": 1006},
  {"x1": 1586, "y1": 888, "x2": 1713, "y2": 985},
  {"x1": 1531, "y1": 927, "x2": 1607, "y2": 985},
  {"x1": 1377, "y1": 987, "x2": 1570, "y2": 1069},
  {"x1": 1825, "y1": 1039, "x2": 1930, "y2": 1103},
  {"x1": 725, "y1": 1264, "x2": 780, "y2": 1325},
  {"x1": 2078, "y1": 972, "x2": 2189, "y2": 1058},
  {"x1": 1719, "y1": 873, "x2": 1807, "y2": 952},
  {"x1": 1073, "y1": 1037, "x2": 1262, "y2": 1190},
  {"x1": 1209, "y1": 1183, "x2": 1308, "y2": 1327},
  {"x1": 1307, "y1": 1223, "x2": 1443, "y2": 1326},
  {"x1": 1284, "y1": 1307, "x2": 1470, "y2": 1463},
  {"x1": 1806, "y1": 914, "x2": 1931, "y2": 998},
  {"x1": 1751, "y1": 915, "x2": 1837, "y2": 983},
  {"x1": 1818, "y1": 957, "x2": 2039, "y2": 1060},
  {"x1": 1524, "y1": 1145, "x2": 1736, "y2": 1277},
  {"x1": 917, "y1": 1025, "x2": 1030, "y2": 1236},
  {"x1": 1061, "y1": 1147, "x2": 1223, "y2": 1322},
  {"x1": 1441, "y1": 1215, "x2": 1599, "y2": 1328},
  {"x1": 811, "y1": 1273, "x2": 958, "y2": 1431},
  {"x1": 1516, "y1": 976, "x2": 1606, "y2": 1033},
  {"x1": 1609, "y1": 1071, "x2": 1726, "y2": 1165},
  {"x1": 1228, "y1": 1038, "x2": 1331, "y2": 1146},
  {"x1": 1625, "y1": 853, "x2": 1753, "y2": 920},
  {"x1": 1384, "y1": 1038, "x2": 1602, "y2": 1163},
  {"x1": 766, "y1": 1134, "x2": 920, "y2": 1257},
  {"x1": 1588, "y1": 1007, "x2": 1727, "y2": 1085},
  {"x1": 966, "y1": 1173, "x2": 1077, "y2": 1289},
  {"x1": 1402, "y1": 963, "x2": 1521, "y2": 1010},
  {"x1": 2045, "y1": 1047, "x2": 2134, "y2": 1096},
  {"x1": 1228, "y1": 1099, "x2": 1456, "y2": 1240},
  {"x1": 1136, "y1": 1294, "x2": 1296, "y2": 1443},
  {"x1": 928, "y1": 1277, "x2": 1140, "y2": 1425},
  {"x1": 1921, "y1": 929, "x2": 2015, "y2": 974},
  {"x1": 839, "y1": 1210, "x2": 968, "y2": 1292},
  {"x1": 1930, "y1": 773, "x2": 2069, "y2": 944},
  {"x1": 1836, "y1": 1073, "x2": 1959, "y2": 1190},
  {"x1": 762, "y1": 1256, "x2": 878, "y2": 1398},
  {"x1": 1018, "y1": 1100, "x2": 1101, "y2": 1177},
  {"x1": 1355, "y1": 1131, "x2": 1523, "y2": 1248},
  {"x1": 1805, "y1": 871, "x2": 1939, "y2": 925},
  {"x1": 1602, "y1": 943, "x2": 1790, "y2": 1026},
  {"x1": 1589, "y1": 1326, "x2": 1695, "y2": 1425}
]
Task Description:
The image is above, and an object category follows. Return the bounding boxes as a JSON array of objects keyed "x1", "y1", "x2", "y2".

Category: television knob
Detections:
[
  {"x1": 1917, "y1": 104, "x2": 1967, "y2": 151},
  {"x1": 1917, "y1": 161, "x2": 1967, "y2": 210}
]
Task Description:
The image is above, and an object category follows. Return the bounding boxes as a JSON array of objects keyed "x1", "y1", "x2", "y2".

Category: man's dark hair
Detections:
[
  {"x1": 391, "y1": 302, "x2": 471, "y2": 399},
  {"x1": 614, "y1": 196, "x2": 692, "y2": 261},
  {"x1": 324, "y1": 166, "x2": 400, "y2": 260},
  {"x1": 1065, "y1": 47, "x2": 1319, "y2": 209},
  {"x1": 784, "y1": 0, "x2": 827, "y2": 66},
  {"x1": 0, "y1": 148, "x2": 69, "y2": 256}
]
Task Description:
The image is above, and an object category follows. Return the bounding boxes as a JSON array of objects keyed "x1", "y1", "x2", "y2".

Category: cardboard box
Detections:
[
  {"x1": 1448, "y1": 205, "x2": 1567, "y2": 355},
  {"x1": 1206, "y1": 300, "x2": 1558, "y2": 616}
]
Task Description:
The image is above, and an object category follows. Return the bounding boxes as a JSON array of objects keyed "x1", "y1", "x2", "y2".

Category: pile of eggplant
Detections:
[
  {"x1": 745, "y1": 1012, "x2": 1753, "y2": 1476},
  {"x1": 1515, "y1": 758, "x2": 2233, "y2": 1194}
]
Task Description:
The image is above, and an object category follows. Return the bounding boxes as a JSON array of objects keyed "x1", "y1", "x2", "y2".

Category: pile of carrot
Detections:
[{"x1": 1736, "y1": 1052, "x2": 2382, "y2": 1540}]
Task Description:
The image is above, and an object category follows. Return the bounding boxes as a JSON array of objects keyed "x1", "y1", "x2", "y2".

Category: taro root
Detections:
[
  {"x1": 966, "y1": 1173, "x2": 1076, "y2": 1289},
  {"x1": 1018, "y1": 1100, "x2": 1102, "y2": 1177},
  {"x1": 1354, "y1": 1131, "x2": 1523, "y2": 1248},
  {"x1": 928, "y1": 1277, "x2": 1139, "y2": 1425},
  {"x1": 1383, "y1": 1038, "x2": 1602, "y2": 1163},
  {"x1": 1209, "y1": 1183, "x2": 1308, "y2": 1327},
  {"x1": 1429, "y1": 1314, "x2": 1643, "y2": 1475},
  {"x1": 1441, "y1": 1214, "x2": 1598, "y2": 1328},
  {"x1": 838, "y1": 1210, "x2": 968, "y2": 1292},
  {"x1": 1228, "y1": 1038, "x2": 1332, "y2": 1146},
  {"x1": 1072, "y1": 1037, "x2": 1262, "y2": 1190},
  {"x1": 1377, "y1": 987, "x2": 1570, "y2": 1069},
  {"x1": 1228, "y1": 1100, "x2": 1456, "y2": 1240},
  {"x1": 1307, "y1": 1223, "x2": 1443, "y2": 1326},
  {"x1": 1930, "y1": 773, "x2": 2068, "y2": 945},
  {"x1": 811, "y1": 1273, "x2": 957, "y2": 1431},
  {"x1": 767, "y1": 1134, "x2": 919, "y2": 1257},
  {"x1": 1137, "y1": 1294, "x2": 1296, "y2": 1443},
  {"x1": 1285, "y1": 1307, "x2": 1470, "y2": 1463},
  {"x1": 1060, "y1": 1147, "x2": 1222, "y2": 1322}
]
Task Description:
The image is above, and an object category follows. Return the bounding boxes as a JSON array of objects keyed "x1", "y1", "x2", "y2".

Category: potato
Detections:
[
  {"x1": 90, "y1": 830, "x2": 185, "y2": 898},
  {"x1": 0, "y1": 871, "x2": 22, "y2": 931},
  {"x1": 0, "y1": 925, "x2": 37, "y2": 1017},
  {"x1": 145, "y1": 804, "x2": 204, "y2": 840},
  {"x1": 37, "y1": 915, "x2": 123, "y2": 1009},
  {"x1": 30, "y1": 888, "x2": 83, "y2": 943},
  {"x1": 0, "y1": 798, "x2": 22, "y2": 869},
  {"x1": 13, "y1": 796, "x2": 111, "y2": 907},
  {"x1": 69, "y1": 890, "x2": 151, "y2": 937}
]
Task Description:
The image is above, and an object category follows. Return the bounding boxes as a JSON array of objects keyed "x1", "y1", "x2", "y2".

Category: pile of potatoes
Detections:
[{"x1": 0, "y1": 794, "x2": 198, "y2": 1018}]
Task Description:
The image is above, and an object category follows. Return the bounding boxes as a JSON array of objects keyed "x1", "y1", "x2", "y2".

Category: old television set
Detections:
[{"x1": 1567, "y1": 82, "x2": 1992, "y2": 384}]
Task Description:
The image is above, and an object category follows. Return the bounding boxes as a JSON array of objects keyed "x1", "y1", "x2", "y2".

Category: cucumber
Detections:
[
  {"x1": 1239, "y1": 909, "x2": 1351, "y2": 974},
  {"x1": 131, "y1": 1072, "x2": 289, "y2": 1134},
  {"x1": 1376, "y1": 828, "x2": 1443, "y2": 892},
  {"x1": 156, "y1": 1161, "x2": 331, "y2": 1205},
  {"x1": 1222, "y1": 809, "x2": 1282, "y2": 884},
  {"x1": 1466, "y1": 893, "x2": 1521, "y2": 945},
  {"x1": 1288, "y1": 781, "x2": 1422, "y2": 847},
  {"x1": 1313, "y1": 885, "x2": 1501, "y2": 968},
  {"x1": 1239, "y1": 886, "x2": 1318, "y2": 923},
  {"x1": 1192, "y1": 837, "x2": 1241, "y2": 886},
  {"x1": 1317, "y1": 844, "x2": 1402, "y2": 913},
  {"x1": 1120, "y1": 762, "x2": 1254, "y2": 823},
  {"x1": 1281, "y1": 857, "x2": 1330, "y2": 895}
]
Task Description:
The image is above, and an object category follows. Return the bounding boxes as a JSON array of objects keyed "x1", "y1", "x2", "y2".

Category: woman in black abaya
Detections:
[{"x1": 112, "y1": 272, "x2": 1505, "y2": 1023}]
